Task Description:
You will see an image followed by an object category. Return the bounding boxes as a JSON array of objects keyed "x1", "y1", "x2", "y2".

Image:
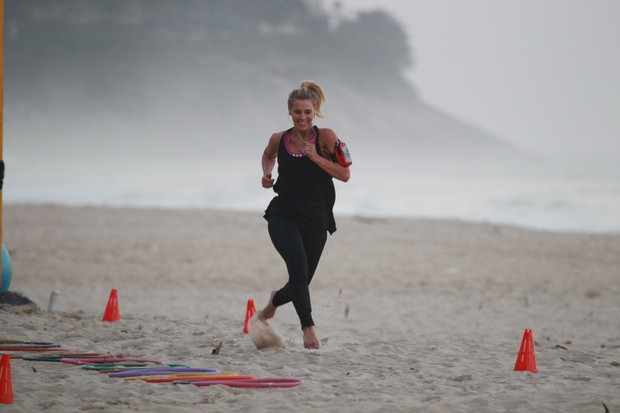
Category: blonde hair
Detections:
[{"x1": 287, "y1": 80, "x2": 326, "y2": 118}]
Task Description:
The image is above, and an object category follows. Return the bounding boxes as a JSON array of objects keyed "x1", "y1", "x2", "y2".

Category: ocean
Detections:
[{"x1": 5, "y1": 155, "x2": 620, "y2": 234}]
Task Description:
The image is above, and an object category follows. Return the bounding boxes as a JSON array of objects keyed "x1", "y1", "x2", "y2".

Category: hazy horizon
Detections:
[
  {"x1": 342, "y1": 0, "x2": 620, "y2": 163},
  {"x1": 3, "y1": 1, "x2": 619, "y2": 233}
]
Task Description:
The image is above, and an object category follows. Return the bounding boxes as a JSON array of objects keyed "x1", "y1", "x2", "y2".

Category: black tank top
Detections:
[{"x1": 264, "y1": 126, "x2": 337, "y2": 234}]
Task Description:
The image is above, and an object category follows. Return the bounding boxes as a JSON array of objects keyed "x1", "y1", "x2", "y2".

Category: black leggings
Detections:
[{"x1": 268, "y1": 215, "x2": 327, "y2": 328}]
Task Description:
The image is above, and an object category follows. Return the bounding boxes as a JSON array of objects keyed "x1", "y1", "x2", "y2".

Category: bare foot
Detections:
[
  {"x1": 302, "y1": 326, "x2": 320, "y2": 349},
  {"x1": 260, "y1": 290, "x2": 278, "y2": 320}
]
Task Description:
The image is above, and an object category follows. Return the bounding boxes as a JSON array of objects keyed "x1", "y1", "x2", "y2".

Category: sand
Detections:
[{"x1": 1, "y1": 204, "x2": 619, "y2": 412}]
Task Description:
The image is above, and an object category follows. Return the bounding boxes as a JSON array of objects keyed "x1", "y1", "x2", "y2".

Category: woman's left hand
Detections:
[
  {"x1": 304, "y1": 143, "x2": 319, "y2": 160},
  {"x1": 306, "y1": 127, "x2": 350, "y2": 183}
]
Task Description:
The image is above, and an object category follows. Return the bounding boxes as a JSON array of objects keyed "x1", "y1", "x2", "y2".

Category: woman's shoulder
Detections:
[
  {"x1": 268, "y1": 129, "x2": 288, "y2": 144},
  {"x1": 316, "y1": 127, "x2": 338, "y2": 146},
  {"x1": 272, "y1": 128, "x2": 295, "y2": 139},
  {"x1": 316, "y1": 126, "x2": 335, "y2": 134}
]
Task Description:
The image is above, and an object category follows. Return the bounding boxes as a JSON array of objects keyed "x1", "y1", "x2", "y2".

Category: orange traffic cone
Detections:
[
  {"x1": 514, "y1": 328, "x2": 537, "y2": 373},
  {"x1": 0, "y1": 354, "x2": 14, "y2": 404},
  {"x1": 102, "y1": 288, "x2": 121, "y2": 322},
  {"x1": 243, "y1": 299, "x2": 256, "y2": 334}
]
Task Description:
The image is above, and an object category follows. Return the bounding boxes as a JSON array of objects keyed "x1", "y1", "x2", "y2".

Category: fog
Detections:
[
  {"x1": 4, "y1": 1, "x2": 619, "y2": 232},
  {"x1": 4, "y1": 0, "x2": 527, "y2": 162},
  {"x1": 342, "y1": 0, "x2": 620, "y2": 163}
]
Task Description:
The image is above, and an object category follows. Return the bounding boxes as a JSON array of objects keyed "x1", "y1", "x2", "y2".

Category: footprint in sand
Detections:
[{"x1": 248, "y1": 311, "x2": 284, "y2": 349}]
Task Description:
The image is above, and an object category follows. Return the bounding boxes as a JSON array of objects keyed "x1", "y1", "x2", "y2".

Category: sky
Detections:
[{"x1": 339, "y1": 0, "x2": 620, "y2": 162}]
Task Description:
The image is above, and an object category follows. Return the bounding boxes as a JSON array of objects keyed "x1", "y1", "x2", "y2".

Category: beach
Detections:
[{"x1": 1, "y1": 203, "x2": 619, "y2": 412}]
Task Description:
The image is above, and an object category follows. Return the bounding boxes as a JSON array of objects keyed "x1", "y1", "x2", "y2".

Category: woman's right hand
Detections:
[{"x1": 262, "y1": 173, "x2": 275, "y2": 188}]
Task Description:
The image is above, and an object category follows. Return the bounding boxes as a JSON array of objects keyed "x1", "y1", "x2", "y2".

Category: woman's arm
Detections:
[
  {"x1": 261, "y1": 132, "x2": 281, "y2": 188},
  {"x1": 305, "y1": 128, "x2": 351, "y2": 183}
]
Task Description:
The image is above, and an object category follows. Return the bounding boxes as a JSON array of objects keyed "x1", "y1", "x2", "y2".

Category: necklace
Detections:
[
  {"x1": 293, "y1": 127, "x2": 316, "y2": 145},
  {"x1": 285, "y1": 127, "x2": 317, "y2": 158}
]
